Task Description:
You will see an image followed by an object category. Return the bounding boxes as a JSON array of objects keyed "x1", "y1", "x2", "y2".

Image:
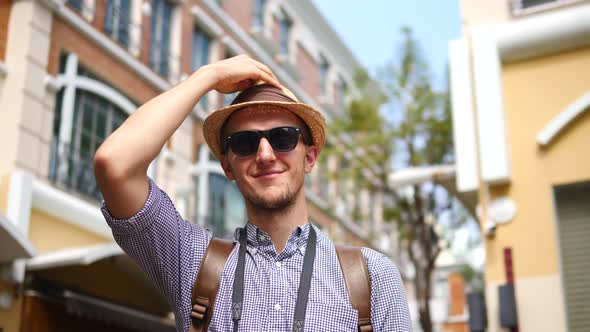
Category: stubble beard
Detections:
[{"x1": 243, "y1": 180, "x2": 302, "y2": 214}]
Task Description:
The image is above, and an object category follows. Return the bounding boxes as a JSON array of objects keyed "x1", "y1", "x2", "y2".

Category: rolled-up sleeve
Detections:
[{"x1": 100, "y1": 177, "x2": 212, "y2": 323}]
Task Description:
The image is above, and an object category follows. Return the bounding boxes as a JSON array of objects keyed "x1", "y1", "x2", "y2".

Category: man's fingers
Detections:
[
  {"x1": 255, "y1": 69, "x2": 281, "y2": 89},
  {"x1": 247, "y1": 59, "x2": 281, "y2": 88}
]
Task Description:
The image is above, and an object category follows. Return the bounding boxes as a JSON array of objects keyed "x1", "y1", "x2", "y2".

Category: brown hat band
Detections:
[{"x1": 231, "y1": 84, "x2": 297, "y2": 105}]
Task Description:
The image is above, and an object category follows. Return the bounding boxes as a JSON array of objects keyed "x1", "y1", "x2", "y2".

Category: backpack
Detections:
[{"x1": 189, "y1": 238, "x2": 373, "y2": 332}]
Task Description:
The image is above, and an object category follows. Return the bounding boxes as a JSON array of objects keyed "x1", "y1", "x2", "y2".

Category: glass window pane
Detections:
[
  {"x1": 207, "y1": 174, "x2": 245, "y2": 238},
  {"x1": 208, "y1": 174, "x2": 227, "y2": 236},
  {"x1": 67, "y1": 0, "x2": 83, "y2": 11},
  {"x1": 96, "y1": 109, "x2": 107, "y2": 137},
  {"x1": 252, "y1": 0, "x2": 266, "y2": 28},
  {"x1": 53, "y1": 86, "x2": 130, "y2": 202},
  {"x1": 225, "y1": 181, "x2": 245, "y2": 233},
  {"x1": 150, "y1": 0, "x2": 173, "y2": 77},
  {"x1": 279, "y1": 15, "x2": 291, "y2": 54},
  {"x1": 105, "y1": 0, "x2": 132, "y2": 48}
]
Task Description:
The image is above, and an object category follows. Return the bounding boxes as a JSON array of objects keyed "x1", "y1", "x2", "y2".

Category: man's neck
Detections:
[{"x1": 246, "y1": 193, "x2": 308, "y2": 254}]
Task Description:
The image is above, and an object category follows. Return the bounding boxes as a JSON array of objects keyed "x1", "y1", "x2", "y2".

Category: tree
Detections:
[{"x1": 327, "y1": 27, "x2": 457, "y2": 332}]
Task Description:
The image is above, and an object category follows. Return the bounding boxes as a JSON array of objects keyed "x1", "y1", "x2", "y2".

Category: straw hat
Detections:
[{"x1": 203, "y1": 84, "x2": 326, "y2": 160}]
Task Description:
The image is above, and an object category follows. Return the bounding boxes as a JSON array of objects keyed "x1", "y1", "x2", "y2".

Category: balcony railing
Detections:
[{"x1": 49, "y1": 136, "x2": 102, "y2": 203}]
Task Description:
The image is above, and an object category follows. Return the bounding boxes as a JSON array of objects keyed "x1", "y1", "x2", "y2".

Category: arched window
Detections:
[{"x1": 49, "y1": 53, "x2": 136, "y2": 202}]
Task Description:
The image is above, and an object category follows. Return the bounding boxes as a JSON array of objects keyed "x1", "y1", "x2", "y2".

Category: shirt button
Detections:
[
  {"x1": 259, "y1": 235, "x2": 266, "y2": 241},
  {"x1": 275, "y1": 261, "x2": 282, "y2": 268},
  {"x1": 274, "y1": 303, "x2": 281, "y2": 311}
]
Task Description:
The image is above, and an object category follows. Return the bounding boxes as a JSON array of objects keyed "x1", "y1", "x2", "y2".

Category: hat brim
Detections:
[{"x1": 203, "y1": 100, "x2": 326, "y2": 161}]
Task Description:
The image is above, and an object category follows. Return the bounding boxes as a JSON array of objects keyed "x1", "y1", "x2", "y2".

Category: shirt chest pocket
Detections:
[{"x1": 303, "y1": 302, "x2": 359, "y2": 332}]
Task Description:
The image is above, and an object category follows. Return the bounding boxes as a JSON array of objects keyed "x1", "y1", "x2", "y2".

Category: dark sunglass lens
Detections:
[
  {"x1": 269, "y1": 127, "x2": 299, "y2": 151},
  {"x1": 230, "y1": 131, "x2": 260, "y2": 156}
]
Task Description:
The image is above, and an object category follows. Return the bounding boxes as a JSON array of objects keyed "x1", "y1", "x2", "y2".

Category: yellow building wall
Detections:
[
  {"x1": 28, "y1": 209, "x2": 111, "y2": 253},
  {"x1": 0, "y1": 174, "x2": 10, "y2": 214},
  {"x1": 483, "y1": 45, "x2": 590, "y2": 332},
  {"x1": 488, "y1": 46, "x2": 590, "y2": 281}
]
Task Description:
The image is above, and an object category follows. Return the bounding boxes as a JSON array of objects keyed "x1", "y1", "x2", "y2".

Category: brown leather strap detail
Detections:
[
  {"x1": 190, "y1": 238, "x2": 235, "y2": 332},
  {"x1": 335, "y1": 244, "x2": 373, "y2": 332}
]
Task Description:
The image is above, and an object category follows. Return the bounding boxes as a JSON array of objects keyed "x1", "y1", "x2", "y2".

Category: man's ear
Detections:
[
  {"x1": 304, "y1": 145, "x2": 319, "y2": 173},
  {"x1": 220, "y1": 155, "x2": 235, "y2": 180}
]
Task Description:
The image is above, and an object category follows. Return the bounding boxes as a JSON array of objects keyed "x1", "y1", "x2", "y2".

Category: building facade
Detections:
[
  {"x1": 0, "y1": 0, "x2": 397, "y2": 330},
  {"x1": 449, "y1": 0, "x2": 590, "y2": 331}
]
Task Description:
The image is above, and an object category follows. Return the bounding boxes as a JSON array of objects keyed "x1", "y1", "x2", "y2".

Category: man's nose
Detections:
[{"x1": 255, "y1": 137, "x2": 276, "y2": 163}]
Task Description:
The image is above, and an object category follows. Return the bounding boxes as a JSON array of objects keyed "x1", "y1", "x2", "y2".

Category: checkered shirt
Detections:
[{"x1": 101, "y1": 178, "x2": 411, "y2": 331}]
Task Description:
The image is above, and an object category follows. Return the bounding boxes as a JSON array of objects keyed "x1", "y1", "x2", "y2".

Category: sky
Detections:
[
  {"x1": 312, "y1": 0, "x2": 463, "y2": 90},
  {"x1": 311, "y1": 1, "x2": 485, "y2": 263}
]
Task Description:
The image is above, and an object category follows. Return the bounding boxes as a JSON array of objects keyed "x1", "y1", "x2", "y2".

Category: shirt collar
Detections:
[{"x1": 233, "y1": 223, "x2": 324, "y2": 257}]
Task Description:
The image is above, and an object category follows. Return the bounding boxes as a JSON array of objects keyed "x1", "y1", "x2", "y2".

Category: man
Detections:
[{"x1": 95, "y1": 55, "x2": 411, "y2": 331}]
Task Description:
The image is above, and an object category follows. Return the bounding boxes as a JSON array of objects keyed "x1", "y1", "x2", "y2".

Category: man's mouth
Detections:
[{"x1": 254, "y1": 170, "x2": 284, "y2": 179}]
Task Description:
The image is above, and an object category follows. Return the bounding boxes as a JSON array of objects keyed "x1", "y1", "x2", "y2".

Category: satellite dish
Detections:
[{"x1": 488, "y1": 197, "x2": 517, "y2": 224}]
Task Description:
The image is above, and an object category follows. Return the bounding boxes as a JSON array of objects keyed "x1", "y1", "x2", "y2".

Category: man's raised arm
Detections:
[{"x1": 93, "y1": 55, "x2": 280, "y2": 218}]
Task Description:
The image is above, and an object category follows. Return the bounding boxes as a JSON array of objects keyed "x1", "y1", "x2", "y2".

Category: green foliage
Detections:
[{"x1": 325, "y1": 26, "x2": 461, "y2": 332}]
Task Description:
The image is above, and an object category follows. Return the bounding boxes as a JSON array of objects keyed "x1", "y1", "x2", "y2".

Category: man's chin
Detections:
[{"x1": 247, "y1": 191, "x2": 294, "y2": 211}]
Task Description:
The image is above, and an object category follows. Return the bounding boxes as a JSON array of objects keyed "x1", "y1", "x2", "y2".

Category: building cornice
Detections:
[{"x1": 496, "y1": 4, "x2": 590, "y2": 62}]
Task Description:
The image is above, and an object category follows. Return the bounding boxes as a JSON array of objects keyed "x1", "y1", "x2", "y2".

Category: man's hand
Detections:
[
  {"x1": 94, "y1": 55, "x2": 282, "y2": 219},
  {"x1": 197, "y1": 54, "x2": 282, "y2": 94}
]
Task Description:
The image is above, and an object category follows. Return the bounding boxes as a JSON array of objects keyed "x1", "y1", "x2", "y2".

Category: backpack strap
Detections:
[
  {"x1": 190, "y1": 238, "x2": 235, "y2": 332},
  {"x1": 335, "y1": 244, "x2": 373, "y2": 332}
]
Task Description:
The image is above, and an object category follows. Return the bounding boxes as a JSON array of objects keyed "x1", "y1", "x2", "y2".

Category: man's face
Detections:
[{"x1": 220, "y1": 106, "x2": 318, "y2": 212}]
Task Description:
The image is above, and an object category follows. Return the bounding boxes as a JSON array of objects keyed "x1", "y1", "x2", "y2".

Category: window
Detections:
[
  {"x1": 50, "y1": 54, "x2": 135, "y2": 202},
  {"x1": 510, "y1": 0, "x2": 576, "y2": 14},
  {"x1": 150, "y1": 0, "x2": 173, "y2": 78},
  {"x1": 252, "y1": 0, "x2": 266, "y2": 29},
  {"x1": 105, "y1": 0, "x2": 132, "y2": 48},
  {"x1": 319, "y1": 54, "x2": 329, "y2": 97},
  {"x1": 520, "y1": 0, "x2": 559, "y2": 8},
  {"x1": 67, "y1": 0, "x2": 83, "y2": 11},
  {"x1": 192, "y1": 26, "x2": 211, "y2": 71},
  {"x1": 192, "y1": 145, "x2": 246, "y2": 238},
  {"x1": 223, "y1": 50, "x2": 238, "y2": 107},
  {"x1": 207, "y1": 174, "x2": 246, "y2": 238},
  {"x1": 50, "y1": 90, "x2": 128, "y2": 202},
  {"x1": 278, "y1": 11, "x2": 292, "y2": 55},
  {"x1": 192, "y1": 26, "x2": 211, "y2": 109}
]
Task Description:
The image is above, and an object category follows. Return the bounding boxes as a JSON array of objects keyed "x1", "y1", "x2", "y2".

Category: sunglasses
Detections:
[{"x1": 223, "y1": 126, "x2": 308, "y2": 156}]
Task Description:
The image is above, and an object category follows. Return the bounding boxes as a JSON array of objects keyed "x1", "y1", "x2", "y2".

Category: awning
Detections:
[
  {"x1": 0, "y1": 213, "x2": 36, "y2": 263},
  {"x1": 26, "y1": 243, "x2": 172, "y2": 316},
  {"x1": 26, "y1": 243, "x2": 123, "y2": 271},
  {"x1": 388, "y1": 165, "x2": 477, "y2": 217},
  {"x1": 62, "y1": 289, "x2": 176, "y2": 332},
  {"x1": 22, "y1": 287, "x2": 175, "y2": 332}
]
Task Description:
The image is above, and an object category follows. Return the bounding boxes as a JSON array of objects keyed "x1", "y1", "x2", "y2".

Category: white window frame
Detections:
[{"x1": 510, "y1": 0, "x2": 584, "y2": 16}]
